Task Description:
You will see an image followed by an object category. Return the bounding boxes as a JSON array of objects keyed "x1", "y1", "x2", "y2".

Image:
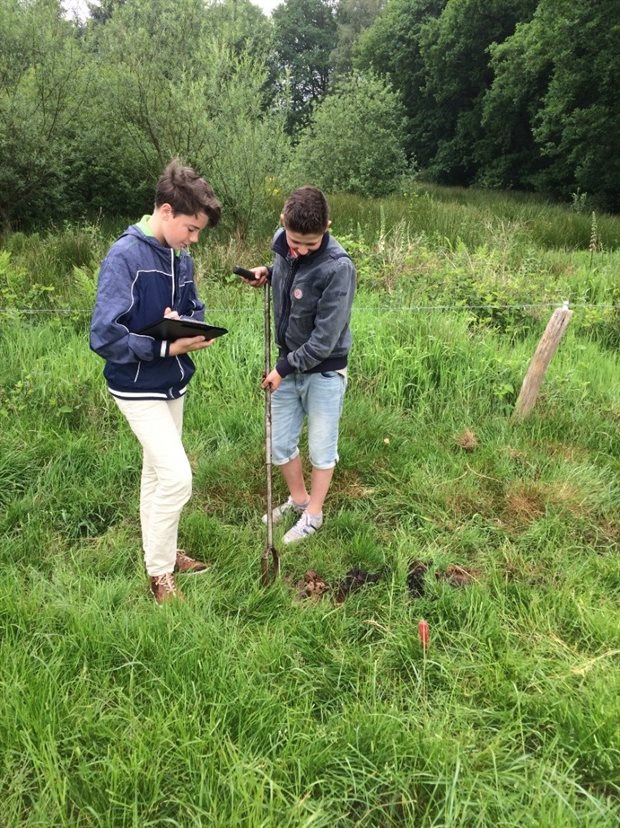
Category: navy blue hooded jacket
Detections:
[{"x1": 90, "y1": 222, "x2": 205, "y2": 400}]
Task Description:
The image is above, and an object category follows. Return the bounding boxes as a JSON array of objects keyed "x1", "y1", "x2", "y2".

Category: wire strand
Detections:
[{"x1": 1, "y1": 301, "x2": 617, "y2": 317}]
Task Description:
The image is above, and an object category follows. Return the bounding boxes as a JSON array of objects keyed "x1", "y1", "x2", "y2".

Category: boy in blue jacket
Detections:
[
  {"x1": 242, "y1": 186, "x2": 356, "y2": 545},
  {"x1": 90, "y1": 160, "x2": 221, "y2": 604}
]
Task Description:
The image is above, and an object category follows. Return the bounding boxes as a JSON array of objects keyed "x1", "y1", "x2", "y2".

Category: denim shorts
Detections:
[{"x1": 271, "y1": 371, "x2": 347, "y2": 469}]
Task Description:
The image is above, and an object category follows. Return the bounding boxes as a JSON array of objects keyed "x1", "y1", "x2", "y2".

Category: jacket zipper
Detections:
[
  {"x1": 277, "y1": 257, "x2": 299, "y2": 346},
  {"x1": 172, "y1": 252, "x2": 186, "y2": 383}
]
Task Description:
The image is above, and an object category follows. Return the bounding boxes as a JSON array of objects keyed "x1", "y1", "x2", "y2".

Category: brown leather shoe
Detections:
[
  {"x1": 174, "y1": 550, "x2": 210, "y2": 575},
  {"x1": 149, "y1": 572, "x2": 184, "y2": 604}
]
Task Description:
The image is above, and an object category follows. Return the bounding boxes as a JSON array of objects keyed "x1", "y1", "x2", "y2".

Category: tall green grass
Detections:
[
  {"x1": 329, "y1": 184, "x2": 620, "y2": 251},
  {"x1": 1, "y1": 188, "x2": 619, "y2": 825}
]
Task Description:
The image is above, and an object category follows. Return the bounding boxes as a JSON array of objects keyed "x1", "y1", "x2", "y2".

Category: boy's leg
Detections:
[
  {"x1": 307, "y1": 466, "x2": 335, "y2": 516},
  {"x1": 114, "y1": 397, "x2": 191, "y2": 576},
  {"x1": 279, "y1": 455, "x2": 309, "y2": 505},
  {"x1": 270, "y1": 374, "x2": 309, "y2": 510},
  {"x1": 302, "y1": 371, "x2": 346, "y2": 514},
  {"x1": 140, "y1": 463, "x2": 158, "y2": 550},
  {"x1": 282, "y1": 372, "x2": 346, "y2": 545},
  {"x1": 138, "y1": 397, "x2": 184, "y2": 552}
]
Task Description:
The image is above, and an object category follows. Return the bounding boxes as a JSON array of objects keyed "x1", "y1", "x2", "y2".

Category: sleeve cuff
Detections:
[
  {"x1": 160, "y1": 340, "x2": 170, "y2": 358},
  {"x1": 275, "y1": 355, "x2": 294, "y2": 377}
]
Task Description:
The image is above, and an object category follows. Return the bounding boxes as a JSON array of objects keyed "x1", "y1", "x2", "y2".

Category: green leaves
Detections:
[
  {"x1": 291, "y1": 72, "x2": 409, "y2": 197},
  {"x1": 0, "y1": 0, "x2": 91, "y2": 226},
  {"x1": 272, "y1": 0, "x2": 338, "y2": 133},
  {"x1": 2, "y1": 0, "x2": 619, "y2": 229}
]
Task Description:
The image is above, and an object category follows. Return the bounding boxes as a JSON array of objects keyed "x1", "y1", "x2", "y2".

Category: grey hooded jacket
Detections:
[{"x1": 270, "y1": 229, "x2": 356, "y2": 377}]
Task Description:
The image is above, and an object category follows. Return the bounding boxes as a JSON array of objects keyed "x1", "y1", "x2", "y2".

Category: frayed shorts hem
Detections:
[
  {"x1": 273, "y1": 448, "x2": 300, "y2": 467},
  {"x1": 272, "y1": 451, "x2": 337, "y2": 471}
]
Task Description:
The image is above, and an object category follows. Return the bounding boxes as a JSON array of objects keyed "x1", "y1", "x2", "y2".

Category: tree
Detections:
[
  {"x1": 530, "y1": 0, "x2": 620, "y2": 211},
  {"x1": 481, "y1": 0, "x2": 620, "y2": 210},
  {"x1": 272, "y1": 0, "x2": 338, "y2": 135},
  {"x1": 356, "y1": 0, "x2": 539, "y2": 183},
  {"x1": 479, "y1": 14, "x2": 553, "y2": 190},
  {"x1": 417, "y1": 0, "x2": 538, "y2": 184},
  {"x1": 330, "y1": 0, "x2": 385, "y2": 79},
  {"x1": 291, "y1": 72, "x2": 409, "y2": 196},
  {"x1": 206, "y1": 0, "x2": 280, "y2": 113},
  {"x1": 87, "y1": 0, "x2": 127, "y2": 25},
  {"x1": 0, "y1": 0, "x2": 89, "y2": 228},
  {"x1": 202, "y1": 0, "x2": 275, "y2": 62},
  {"x1": 92, "y1": 0, "x2": 291, "y2": 234},
  {"x1": 355, "y1": 0, "x2": 446, "y2": 164}
]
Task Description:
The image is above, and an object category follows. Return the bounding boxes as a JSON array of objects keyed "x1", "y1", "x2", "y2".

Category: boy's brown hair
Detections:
[
  {"x1": 282, "y1": 186, "x2": 329, "y2": 235},
  {"x1": 155, "y1": 159, "x2": 221, "y2": 227}
]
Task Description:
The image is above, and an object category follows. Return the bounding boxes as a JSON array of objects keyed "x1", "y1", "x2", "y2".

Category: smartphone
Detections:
[{"x1": 233, "y1": 265, "x2": 258, "y2": 281}]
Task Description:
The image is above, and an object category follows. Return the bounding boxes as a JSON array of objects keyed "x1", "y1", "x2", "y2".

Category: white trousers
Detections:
[{"x1": 114, "y1": 396, "x2": 192, "y2": 576}]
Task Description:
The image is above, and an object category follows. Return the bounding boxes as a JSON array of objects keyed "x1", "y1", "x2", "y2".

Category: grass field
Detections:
[{"x1": 1, "y1": 189, "x2": 619, "y2": 826}]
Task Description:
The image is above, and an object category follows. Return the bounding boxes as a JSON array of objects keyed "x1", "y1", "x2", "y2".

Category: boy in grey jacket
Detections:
[{"x1": 243, "y1": 186, "x2": 356, "y2": 544}]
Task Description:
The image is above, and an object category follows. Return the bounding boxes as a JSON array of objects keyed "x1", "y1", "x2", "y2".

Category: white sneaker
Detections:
[
  {"x1": 262, "y1": 496, "x2": 309, "y2": 526},
  {"x1": 282, "y1": 511, "x2": 323, "y2": 545}
]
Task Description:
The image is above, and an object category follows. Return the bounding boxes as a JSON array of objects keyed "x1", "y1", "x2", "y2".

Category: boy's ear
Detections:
[
  {"x1": 327, "y1": 219, "x2": 332, "y2": 230},
  {"x1": 279, "y1": 212, "x2": 285, "y2": 226},
  {"x1": 159, "y1": 203, "x2": 174, "y2": 220}
]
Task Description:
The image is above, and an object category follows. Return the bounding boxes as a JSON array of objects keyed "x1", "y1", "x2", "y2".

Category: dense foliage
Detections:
[
  {"x1": 0, "y1": 0, "x2": 618, "y2": 230},
  {"x1": 356, "y1": 0, "x2": 620, "y2": 210},
  {"x1": 272, "y1": 0, "x2": 337, "y2": 134},
  {"x1": 291, "y1": 72, "x2": 409, "y2": 196}
]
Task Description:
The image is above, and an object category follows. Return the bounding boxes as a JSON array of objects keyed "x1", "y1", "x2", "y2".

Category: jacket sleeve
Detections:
[
  {"x1": 276, "y1": 258, "x2": 356, "y2": 376},
  {"x1": 89, "y1": 249, "x2": 165, "y2": 364}
]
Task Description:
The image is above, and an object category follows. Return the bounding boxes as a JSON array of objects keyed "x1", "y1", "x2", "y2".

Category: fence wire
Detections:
[{"x1": 0, "y1": 301, "x2": 617, "y2": 317}]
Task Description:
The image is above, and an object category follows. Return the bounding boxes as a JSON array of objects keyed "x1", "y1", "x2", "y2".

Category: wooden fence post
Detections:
[{"x1": 512, "y1": 301, "x2": 573, "y2": 420}]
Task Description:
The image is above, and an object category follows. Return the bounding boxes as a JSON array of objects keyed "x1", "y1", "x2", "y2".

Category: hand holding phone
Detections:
[{"x1": 233, "y1": 265, "x2": 258, "y2": 281}]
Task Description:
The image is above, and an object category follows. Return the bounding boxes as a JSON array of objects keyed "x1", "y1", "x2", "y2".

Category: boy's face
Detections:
[
  {"x1": 159, "y1": 204, "x2": 209, "y2": 251},
  {"x1": 282, "y1": 217, "x2": 328, "y2": 257}
]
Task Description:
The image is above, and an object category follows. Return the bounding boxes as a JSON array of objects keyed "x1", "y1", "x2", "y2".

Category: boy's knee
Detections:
[
  {"x1": 272, "y1": 447, "x2": 300, "y2": 466},
  {"x1": 165, "y1": 466, "x2": 192, "y2": 503},
  {"x1": 177, "y1": 470, "x2": 193, "y2": 502},
  {"x1": 309, "y1": 437, "x2": 339, "y2": 468}
]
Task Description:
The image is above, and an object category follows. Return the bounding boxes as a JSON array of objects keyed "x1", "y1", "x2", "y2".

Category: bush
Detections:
[{"x1": 291, "y1": 72, "x2": 410, "y2": 197}]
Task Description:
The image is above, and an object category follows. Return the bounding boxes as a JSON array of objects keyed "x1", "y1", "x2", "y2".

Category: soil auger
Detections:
[
  {"x1": 234, "y1": 265, "x2": 280, "y2": 585},
  {"x1": 260, "y1": 277, "x2": 280, "y2": 585}
]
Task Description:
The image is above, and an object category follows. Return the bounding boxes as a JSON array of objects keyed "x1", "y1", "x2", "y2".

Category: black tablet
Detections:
[{"x1": 138, "y1": 317, "x2": 228, "y2": 341}]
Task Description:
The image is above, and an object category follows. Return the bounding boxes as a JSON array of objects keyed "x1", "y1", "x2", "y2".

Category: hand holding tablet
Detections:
[{"x1": 139, "y1": 317, "x2": 228, "y2": 341}]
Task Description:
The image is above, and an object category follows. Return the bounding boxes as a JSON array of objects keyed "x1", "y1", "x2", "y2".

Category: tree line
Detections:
[{"x1": 1, "y1": 0, "x2": 618, "y2": 232}]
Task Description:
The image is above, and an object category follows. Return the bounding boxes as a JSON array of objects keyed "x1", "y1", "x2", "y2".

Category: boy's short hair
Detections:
[
  {"x1": 282, "y1": 186, "x2": 329, "y2": 234},
  {"x1": 155, "y1": 159, "x2": 221, "y2": 227}
]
